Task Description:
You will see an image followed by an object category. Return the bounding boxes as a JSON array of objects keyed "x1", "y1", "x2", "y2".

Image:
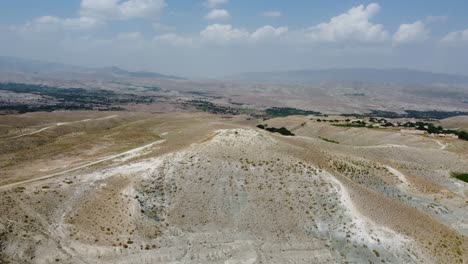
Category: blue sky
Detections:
[{"x1": 1, "y1": 0, "x2": 468, "y2": 77}]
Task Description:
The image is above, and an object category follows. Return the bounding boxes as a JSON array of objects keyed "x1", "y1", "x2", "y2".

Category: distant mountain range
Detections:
[
  {"x1": 2, "y1": 56, "x2": 468, "y2": 84},
  {"x1": 0, "y1": 56, "x2": 184, "y2": 80},
  {"x1": 228, "y1": 68, "x2": 468, "y2": 84}
]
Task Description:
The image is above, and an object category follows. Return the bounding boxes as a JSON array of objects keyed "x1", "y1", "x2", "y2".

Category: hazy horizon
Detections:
[
  {"x1": 4, "y1": 54, "x2": 468, "y2": 80},
  {"x1": 1, "y1": 1, "x2": 468, "y2": 77}
]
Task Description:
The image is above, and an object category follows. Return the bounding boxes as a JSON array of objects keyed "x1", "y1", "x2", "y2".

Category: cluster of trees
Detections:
[
  {"x1": 185, "y1": 100, "x2": 240, "y2": 115},
  {"x1": 0, "y1": 104, "x2": 95, "y2": 114},
  {"x1": 342, "y1": 110, "x2": 468, "y2": 120},
  {"x1": 316, "y1": 119, "x2": 341, "y2": 123},
  {"x1": 317, "y1": 117, "x2": 395, "y2": 127},
  {"x1": 265, "y1": 107, "x2": 321, "y2": 118},
  {"x1": 142, "y1": 86, "x2": 161, "y2": 92},
  {"x1": 404, "y1": 110, "x2": 468, "y2": 119},
  {"x1": 314, "y1": 114, "x2": 468, "y2": 141},
  {"x1": 333, "y1": 120, "x2": 368, "y2": 128},
  {"x1": 185, "y1": 91, "x2": 223, "y2": 99},
  {"x1": 257, "y1": 124, "x2": 295, "y2": 136},
  {"x1": 458, "y1": 131, "x2": 468, "y2": 140},
  {"x1": 402, "y1": 121, "x2": 468, "y2": 141},
  {"x1": 0, "y1": 82, "x2": 156, "y2": 114}
]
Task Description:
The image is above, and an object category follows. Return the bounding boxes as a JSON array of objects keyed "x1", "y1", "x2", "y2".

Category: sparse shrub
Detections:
[{"x1": 450, "y1": 172, "x2": 468, "y2": 183}]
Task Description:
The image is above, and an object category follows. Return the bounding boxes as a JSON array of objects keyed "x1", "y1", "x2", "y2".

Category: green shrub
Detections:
[{"x1": 451, "y1": 172, "x2": 468, "y2": 183}]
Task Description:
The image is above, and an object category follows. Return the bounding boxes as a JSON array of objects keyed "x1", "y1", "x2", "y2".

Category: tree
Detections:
[{"x1": 459, "y1": 131, "x2": 468, "y2": 141}]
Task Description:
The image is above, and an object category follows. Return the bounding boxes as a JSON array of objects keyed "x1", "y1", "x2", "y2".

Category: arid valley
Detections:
[{"x1": 0, "y1": 108, "x2": 467, "y2": 263}]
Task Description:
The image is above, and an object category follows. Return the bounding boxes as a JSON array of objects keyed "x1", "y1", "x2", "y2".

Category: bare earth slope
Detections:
[{"x1": 0, "y1": 112, "x2": 466, "y2": 264}]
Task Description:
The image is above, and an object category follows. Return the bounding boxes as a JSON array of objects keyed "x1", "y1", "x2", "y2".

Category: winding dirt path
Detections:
[
  {"x1": 0, "y1": 139, "x2": 164, "y2": 191},
  {"x1": 4, "y1": 115, "x2": 118, "y2": 140}
]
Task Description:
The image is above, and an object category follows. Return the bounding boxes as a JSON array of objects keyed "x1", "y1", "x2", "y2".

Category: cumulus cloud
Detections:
[
  {"x1": 440, "y1": 29, "x2": 468, "y2": 44},
  {"x1": 205, "y1": 9, "x2": 230, "y2": 20},
  {"x1": 24, "y1": 0, "x2": 166, "y2": 33},
  {"x1": 22, "y1": 16, "x2": 99, "y2": 32},
  {"x1": 154, "y1": 33, "x2": 193, "y2": 46},
  {"x1": 200, "y1": 24, "x2": 287, "y2": 44},
  {"x1": 204, "y1": 0, "x2": 228, "y2": 8},
  {"x1": 200, "y1": 24, "x2": 249, "y2": 44},
  {"x1": 250, "y1": 26, "x2": 288, "y2": 42},
  {"x1": 22, "y1": 0, "x2": 166, "y2": 32},
  {"x1": 262, "y1": 11, "x2": 282, "y2": 18},
  {"x1": 80, "y1": 0, "x2": 166, "y2": 20},
  {"x1": 393, "y1": 21, "x2": 429, "y2": 45},
  {"x1": 304, "y1": 3, "x2": 389, "y2": 43}
]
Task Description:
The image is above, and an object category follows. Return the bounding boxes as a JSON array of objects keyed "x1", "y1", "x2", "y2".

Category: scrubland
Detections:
[{"x1": 0, "y1": 112, "x2": 466, "y2": 264}]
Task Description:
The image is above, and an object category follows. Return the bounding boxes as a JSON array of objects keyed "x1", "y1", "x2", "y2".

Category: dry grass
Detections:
[{"x1": 0, "y1": 112, "x2": 467, "y2": 264}]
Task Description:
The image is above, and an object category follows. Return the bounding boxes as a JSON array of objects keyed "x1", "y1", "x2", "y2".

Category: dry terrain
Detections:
[{"x1": 0, "y1": 112, "x2": 467, "y2": 264}]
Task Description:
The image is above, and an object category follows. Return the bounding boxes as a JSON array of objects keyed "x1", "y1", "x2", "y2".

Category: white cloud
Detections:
[
  {"x1": 304, "y1": 3, "x2": 389, "y2": 43},
  {"x1": 250, "y1": 25, "x2": 288, "y2": 42},
  {"x1": 154, "y1": 33, "x2": 193, "y2": 46},
  {"x1": 62, "y1": 17, "x2": 100, "y2": 30},
  {"x1": 204, "y1": 0, "x2": 228, "y2": 8},
  {"x1": 200, "y1": 24, "x2": 288, "y2": 44},
  {"x1": 22, "y1": 15, "x2": 99, "y2": 32},
  {"x1": 23, "y1": 0, "x2": 166, "y2": 33},
  {"x1": 393, "y1": 21, "x2": 429, "y2": 45},
  {"x1": 205, "y1": 9, "x2": 230, "y2": 20},
  {"x1": 200, "y1": 24, "x2": 249, "y2": 44},
  {"x1": 441, "y1": 29, "x2": 468, "y2": 44},
  {"x1": 262, "y1": 11, "x2": 282, "y2": 18},
  {"x1": 80, "y1": 0, "x2": 166, "y2": 20}
]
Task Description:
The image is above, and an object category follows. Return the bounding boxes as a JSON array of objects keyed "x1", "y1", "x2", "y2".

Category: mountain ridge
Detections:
[{"x1": 0, "y1": 56, "x2": 184, "y2": 80}]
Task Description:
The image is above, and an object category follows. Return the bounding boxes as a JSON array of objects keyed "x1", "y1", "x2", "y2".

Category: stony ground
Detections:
[{"x1": 0, "y1": 112, "x2": 466, "y2": 264}]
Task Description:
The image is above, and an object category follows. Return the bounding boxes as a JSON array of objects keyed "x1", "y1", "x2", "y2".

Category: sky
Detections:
[{"x1": 1, "y1": 0, "x2": 468, "y2": 78}]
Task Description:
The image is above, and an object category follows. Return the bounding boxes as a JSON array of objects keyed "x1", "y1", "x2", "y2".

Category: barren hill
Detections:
[{"x1": 0, "y1": 112, "x2": 466, "y2": 263}]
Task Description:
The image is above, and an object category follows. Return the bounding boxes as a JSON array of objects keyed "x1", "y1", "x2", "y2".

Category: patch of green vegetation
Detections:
[
  {"x1": 341, "y1": 110, "x2": 401, "y2": 119},
  {"x1": 0, "y1": 104, "x2": 97, "y2": 113},
  {"x1": 456, "y1": 130, "x2": 468, "y2": 141},
  {"x1": 344, "y1": 93, "x2": 365, "y2": 96},
  {"x1": 229, "y1": 101, "x2": 244, "y2": 106},
  {"x1": 315, "y1": 119, "x2": 339, "y2": 123},
  {"x1": 342, "y1": 109, "x2": 468, "y2": 120},
  {"x1": 256, "y1": 124, "x2": 295, "y2": 136},
  {"x1": 451, "y1": 172, "x2": 468, "y2": 183},
  {"x1": 402, "y1": 121, "x2": 468, "y2": 141},
  {"x1": 319, "y1": 137, "x2": 339, "y2": 144},
  {"x1": 142, "y1": 86, "x2": 161, "y2": 92},
  {"x1": 405, "y1": 110, "x2": 468, "y2": 119},
  {"x1": 265, "y1": 107, "x2": 321, "y2": 118},
  {"x1": 325, "y1": 116, "x2": 468, "y2": 141},
  {"x1": 184, "y1": 100, "x2": 240, "y2": 115},
  {"x1": 0, "y1": 82, "x2": 156, "y2": 113},
  {"x1": 185, "y1": 91, "x2": 223, "y2": 99},
  {"x1": 333, "y1": 120, "x2": 367, "y2": 128}
]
